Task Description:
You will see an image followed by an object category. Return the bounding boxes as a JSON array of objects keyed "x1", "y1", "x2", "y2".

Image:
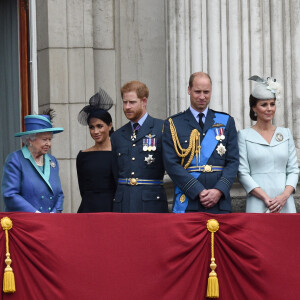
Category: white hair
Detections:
[{"x1": 21, "y1": 134, "x2": 37, "y2": 146}]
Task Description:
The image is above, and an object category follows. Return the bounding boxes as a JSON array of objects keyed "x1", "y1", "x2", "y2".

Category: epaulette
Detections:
[
  {"x1": 168, "y1": 111, "x2": 184, "y2": 120},
  {"x1": 211, "y1": 109, "x2": 230, "y2": 116}
]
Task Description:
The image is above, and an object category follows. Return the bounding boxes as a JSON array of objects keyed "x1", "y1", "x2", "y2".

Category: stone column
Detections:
[
  {"x1": 166, "y1": 0, "x2": 300, "y2": 132},
  {"x1": 36, "y1": 0, "x2": 95, "y2": 212}
]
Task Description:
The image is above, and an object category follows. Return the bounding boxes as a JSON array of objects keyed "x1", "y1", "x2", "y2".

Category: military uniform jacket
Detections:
[
  {"x1": 162, "y1": 108, "x2": 239, "y2": 213},
  {"x1": 1, "y1": 146, "x2": 64, "y2": 212},
  {"x1": 111, "y1": 115, "x2": 168, "y2": 212}
]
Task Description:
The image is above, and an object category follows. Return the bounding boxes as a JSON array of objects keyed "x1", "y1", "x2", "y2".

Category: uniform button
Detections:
[
  {"x1": 185, "y1": 140, "x2": 188, "y2": 143},
  {"x1": 157, "y1": 196, "x2": 160, "y2": 199},
  {"x1": 132, "y1": 144, "x2": 136, "y2": 147},
  {"x1": 203, "y1": 133, "x2": 205, "y2": 136},
  {"x1": 118, "y1": 153, "x2": 121, "y2": 156},
  {"x1": 132, "y1": 157, "x2": 135, "y2": 161},
  {"x1": 113, "y1": 198, "x2": 116, "y2": 202},
  {"x1": 131, "y1": 172, "x2": 135, "y2": 175}
]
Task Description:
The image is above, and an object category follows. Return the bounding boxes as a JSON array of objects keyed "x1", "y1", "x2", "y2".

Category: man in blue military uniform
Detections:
[
  {"x1": 162, "y1": 72, "x2": 239, "y2": 213},
  {"x1": 111, "y1": 80, "x2": 168, "y2": 212}
]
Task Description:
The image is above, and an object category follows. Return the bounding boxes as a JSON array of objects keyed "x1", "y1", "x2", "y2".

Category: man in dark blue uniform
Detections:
[
  {"x1": 111, "y1": 80, "x2": 168, "y2": 212},
  {"x1": 162, "y1": 72, "x2": 239, "y2": 213}
]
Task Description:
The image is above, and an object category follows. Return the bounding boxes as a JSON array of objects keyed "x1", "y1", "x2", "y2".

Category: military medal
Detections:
[
  {"x1": 131, "y1": 123, "x2": 141, "y2": 141},
  {"x1": 275, "y1": 132, "x2": 283, "y2": 142},
  {"x1": 144, "y1": 154, "x2": 155, "y2": 165},
  {"x1": 151, "y1": 137, "x2": 157, "y2": 151},
  {"x1": 215, "y1": 128, "x2": 221, "y2": 141},
  {"x1": 144, "y1": 134, "x2": 157, "y2": 152},
  {"x1": 214, "y1": 126, "x2": 226, "y2": 156},
  {"x1": 148, "y1": 137, "x2": 153, "y2": 151},
  {"x1": 219, "y1": 128, "x2": 225, "y2": 140},
  {"x1": 131, "y1": 133, "x2": 136, "y2": 141},
  {"x1": 216, "y1": 143, "x2": 226, "y2": 156},
  {"x1": 143, "y1": 138, "x2": 148, "y2": 151}
]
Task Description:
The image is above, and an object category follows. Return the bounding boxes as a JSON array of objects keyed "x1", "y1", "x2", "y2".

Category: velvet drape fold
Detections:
[{"x1": 0, "y1": 213, "x2": 298, "y2": 300}]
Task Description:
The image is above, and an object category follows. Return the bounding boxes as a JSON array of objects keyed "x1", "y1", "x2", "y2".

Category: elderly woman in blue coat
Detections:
[
  {"x1": 1, "y1": 110, "x2": 64, "y2": 212},
  {"x1": 238, "y1": 76, "x2": 299, "y2": 213}
]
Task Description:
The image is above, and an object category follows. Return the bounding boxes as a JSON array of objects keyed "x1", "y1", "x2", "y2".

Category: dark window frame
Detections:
[{"x1": 19, "y1": 0, "x2": 31, "y2": 130}]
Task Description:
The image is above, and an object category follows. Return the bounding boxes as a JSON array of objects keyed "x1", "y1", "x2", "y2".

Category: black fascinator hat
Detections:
[{"x1": 78, "y1": 88, "x2": 114, "y2": 126}]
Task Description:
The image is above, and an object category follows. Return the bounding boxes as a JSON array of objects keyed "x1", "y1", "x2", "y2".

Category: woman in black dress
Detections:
[{"x1": 76, "y1": 89, "x2": 115, "y2": 212}]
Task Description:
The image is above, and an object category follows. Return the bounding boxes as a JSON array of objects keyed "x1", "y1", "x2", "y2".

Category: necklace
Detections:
[{"x1": 34, "y1": 156, "x2": 44, "y2": 166}]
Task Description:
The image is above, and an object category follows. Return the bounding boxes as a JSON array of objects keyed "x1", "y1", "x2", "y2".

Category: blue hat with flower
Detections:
[
  {"x1": 14, "y1": 115, "x2": 64, "y2": 137},
  {"x1": 249, "y1": 75, "x2": 282, "y2": 100}
]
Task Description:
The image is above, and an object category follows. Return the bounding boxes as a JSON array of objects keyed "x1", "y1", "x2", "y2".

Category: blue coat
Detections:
[
  {"x1": 111, "y1": 115, "x2": 168, "y2": 212},
  {"x1": 162, "y1": 108, "x2": 239, "y2": 213},
  {"x1": 238, "y1": 127, "x2": 299, "y2": 213},
  {"x1": 1, "y1": 146, "x2": 64, "y2": 212}
]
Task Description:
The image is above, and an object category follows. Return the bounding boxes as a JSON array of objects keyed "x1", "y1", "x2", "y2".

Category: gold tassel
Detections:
[
  {"x1": 206, "y1": 219, "x2": 219, "y2": 298},
  {"x1": 1, "y1": 217, "x2": 16, "y2": 293}
]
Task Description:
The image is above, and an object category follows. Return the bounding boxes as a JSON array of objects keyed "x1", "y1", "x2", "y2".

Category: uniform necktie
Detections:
[
  {"x1": 198, "y1": 113, "x2": 204, "y2": 129},
  {"x1": 133, "y1": 122, "x2": 140, "y2": 134}
]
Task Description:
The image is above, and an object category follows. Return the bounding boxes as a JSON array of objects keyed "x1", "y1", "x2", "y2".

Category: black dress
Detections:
[{"x1": 76, "y1": 151, "x2": 115, "y2": 212}]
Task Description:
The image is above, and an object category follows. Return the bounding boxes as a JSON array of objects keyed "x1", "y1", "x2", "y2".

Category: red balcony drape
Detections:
[{"x1": 0, "y1": 212, "x2": 299, "y2": 300}]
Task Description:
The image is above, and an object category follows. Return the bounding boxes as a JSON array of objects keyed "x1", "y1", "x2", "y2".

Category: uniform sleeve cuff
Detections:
[{"x1": 183, "y1": 180, "x2": 205, "y2": 201}]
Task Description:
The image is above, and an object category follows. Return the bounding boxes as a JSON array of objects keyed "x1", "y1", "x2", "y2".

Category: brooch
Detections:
[
  {"x1": 50, "y1": 161, "x2": 56, "y2": 168},
  {"x1": 275, "y1": 133, "x2": 283, "y2": 142},
  {"x1": 216, "y1": 143, "x2": 226, "y2": 156},
  {"x1": 144, "y1": 154, "x2": 155, "y2": 165}
]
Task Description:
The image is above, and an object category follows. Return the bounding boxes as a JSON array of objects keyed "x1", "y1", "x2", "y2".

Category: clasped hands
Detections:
[
  {"x1": 199, "y1": 189, "x2": 222, "y2": 208},
  {"x1": 265, "y1": 194, "x2": 288, "y2": 213}
]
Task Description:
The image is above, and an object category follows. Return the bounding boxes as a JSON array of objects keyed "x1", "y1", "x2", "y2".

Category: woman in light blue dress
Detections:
[{"x1": 238, "y1": 76, "x2": 299, "y2": 213}]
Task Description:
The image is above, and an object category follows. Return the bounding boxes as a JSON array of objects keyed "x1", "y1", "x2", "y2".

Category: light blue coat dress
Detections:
[
  {"x1": 1, "y1": 146, "x2": 64, "y2": 212},
  {"x1": 238, "y1": 127, "x2": 299, "y2": 213}
]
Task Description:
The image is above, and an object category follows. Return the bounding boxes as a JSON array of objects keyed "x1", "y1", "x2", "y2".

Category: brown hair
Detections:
[
  {"x1": 189, "y1": 72, "x2": 212, "y2": 88},
  {"x1": 120, "y1": 81, "x2": 149, "y2": 99},
  {"x1": 249, "y1": 95, "x2": 258, "y2": 121}
]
